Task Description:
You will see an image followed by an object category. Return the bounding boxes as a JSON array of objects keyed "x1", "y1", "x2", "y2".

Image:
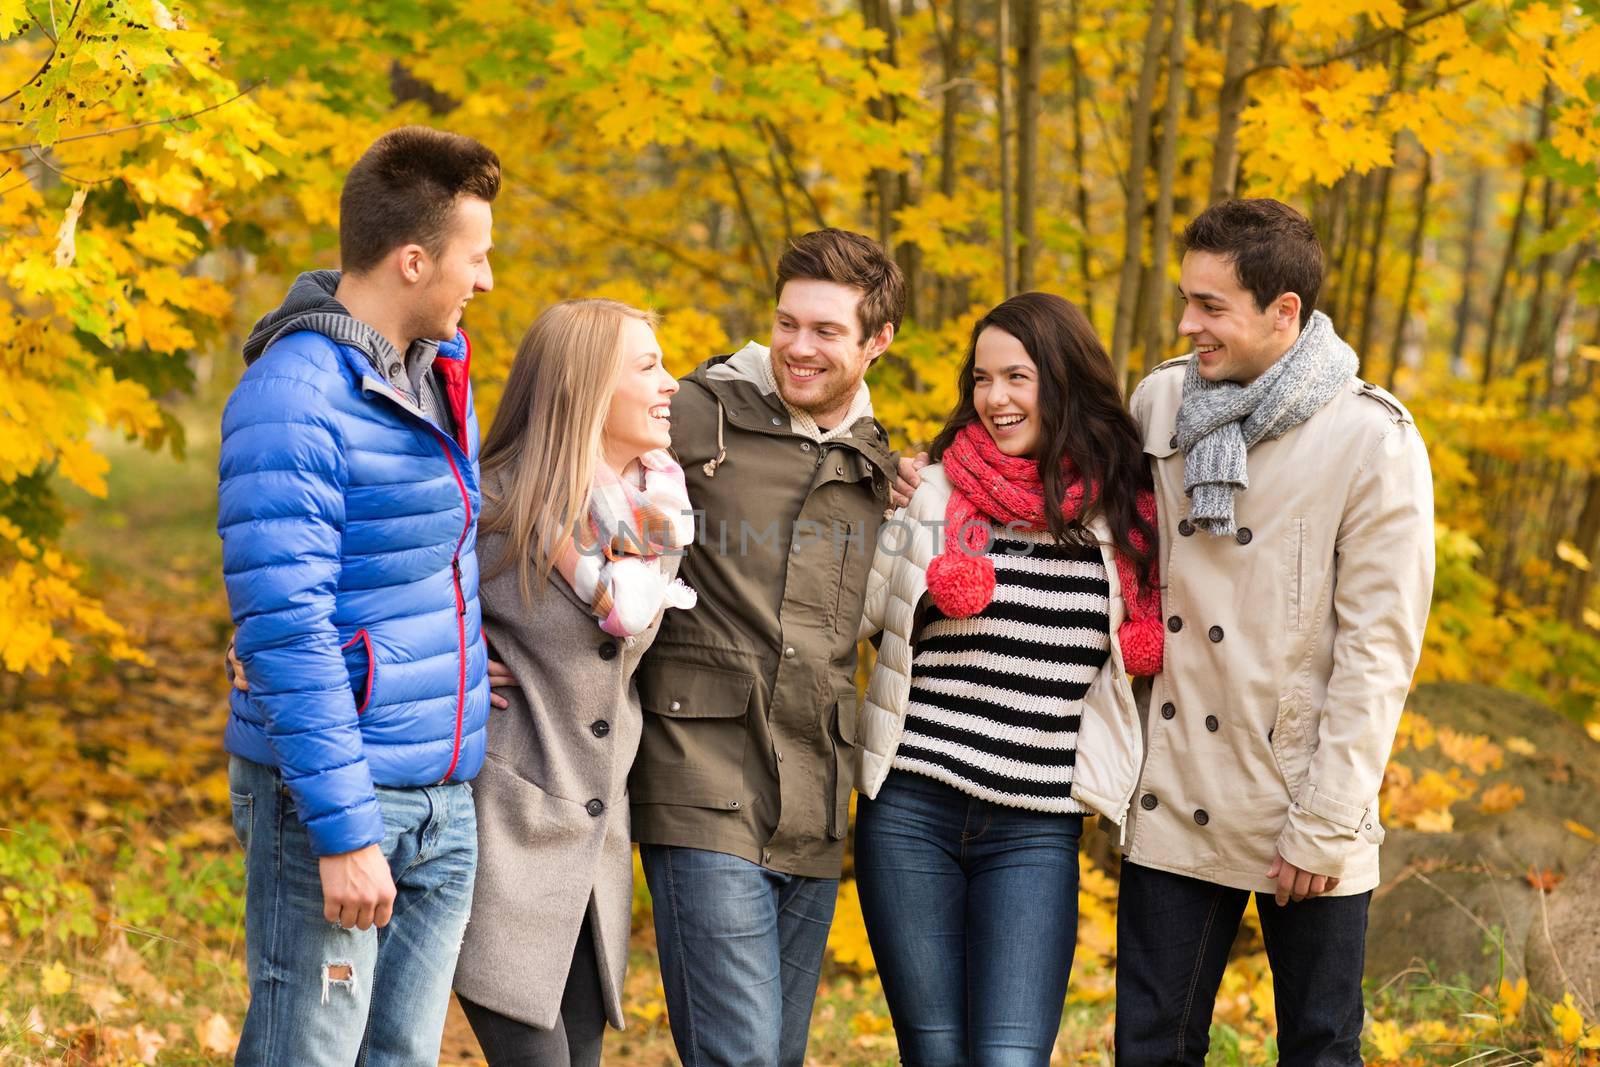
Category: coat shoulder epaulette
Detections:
[
  {"x1": 1350, "y1": 377, "x2": 1413, "y2": 424},
  {"x1": 1150, "y1": 354, "x2": 1193, "y2": 374}
]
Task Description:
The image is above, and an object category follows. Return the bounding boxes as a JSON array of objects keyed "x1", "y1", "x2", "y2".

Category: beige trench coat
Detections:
[{"x1": 1122, "y1": 357, "x2": 1434, "y2": 895}]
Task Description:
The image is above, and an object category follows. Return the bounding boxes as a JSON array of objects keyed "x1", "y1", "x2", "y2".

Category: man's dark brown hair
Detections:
[
  {"x1": 775, "y1": 228, "x2": 906, "y2": 341},
  {"x1": 1181, "y1": 199, "x2": 1323, "y2": 328},
  {"x1": 339, "y1": 126, "x2": 501, "y2": 275}
]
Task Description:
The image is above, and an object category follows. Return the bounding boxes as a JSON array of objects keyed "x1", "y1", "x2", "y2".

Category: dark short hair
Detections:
[
  {"x1": 339, "y1": 126, "x2": 501, "y2": 275},
  {"x1": 1181, "y1": 199, "x2": 1322, "y2": 328},
  {"x1": 774, "y1": 228, "x2": 906, "y2": 341}
]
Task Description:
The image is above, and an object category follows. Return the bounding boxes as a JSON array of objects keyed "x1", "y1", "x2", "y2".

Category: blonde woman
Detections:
[{"x1": 452, "y1": 299, "x2": 694, "y2": 1066}]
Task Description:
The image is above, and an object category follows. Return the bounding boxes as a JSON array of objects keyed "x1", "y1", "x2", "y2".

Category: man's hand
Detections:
[
  {"x1": 320, "y1": 844, "x2": 396, "y2": 930},
  {"x1": 487, "y1": 658, "x2": 518, "y2": 710},
  {"x1": 228, "y1": 636, "x2": 249, "y2": 693},
  {"x1": 1266, "y1": 853, "x2": 1340, "y2": 906},
  {"x1": 891, "y1": 451, "x2": 929, "y2": 509}
]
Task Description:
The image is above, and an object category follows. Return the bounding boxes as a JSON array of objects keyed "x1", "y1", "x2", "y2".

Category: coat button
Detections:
[
  {"x1": 801, "y1": 442, "x2": 812, "y2": 452},
  {"x1": 771, "y1": 416, "x2": 783, "y2": 426},
  {"x1": 1178, "y1": 519, "x2": 1195, "y2": 537},
  {"x1": 1167, "y1": 616, "x2": 1183, "y2": 633},
  {"x1": 783, "y1": 646, "x2": 796, "y2": 659},
  {"x1": 728, "y1": 799, "x2": 741, "y2": 809},
  {"x1": 585, "y1": 799, "x2": 605, "y2": 816},
  {"x1": 1194, "y1": 809, "x2": 1210, "y2": 826},
  {"x1": 1161, "y1": 702, "x2": 1176, "y2": 720},
  {"x1": 836, "y1": 465, "x2": 844, "y2": 476},
  {"x1": 669, "y1": 700, "x2": 682, "y2": 712},
  {"x1": 1205, "y1": 715, "x2": 1219, "y2": 732},
  {"x1": 598, "y1": 641, "x2": 618, "y2": 660},
  {"x1": 1141, "y1": 793, "x2": 1158, "y2": 810},
  {"x1": 1235, "y1": 527, "x2": 1253, "y2": 545},
  {"x1": 1208, "y1": 625, "x2": 1224, "y2": 643},
  {"x1": 1169, "y1": 434, "x2": 1178, "y2": 449},
  {"x1": 592, "y1": 720, "x2": 610, "y2": 738}
]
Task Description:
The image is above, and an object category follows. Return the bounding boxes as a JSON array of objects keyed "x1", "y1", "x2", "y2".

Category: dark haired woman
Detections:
[{"x1": 853, "y1": 291, "x2": 1163, "y2": 1065}]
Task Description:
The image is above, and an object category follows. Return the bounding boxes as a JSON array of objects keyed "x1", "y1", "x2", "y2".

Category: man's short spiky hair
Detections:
[
  {"x1": 1181, "y1": 198, "x2": 1323, "y2": 328},
  {"x1": 775, "y1": 228, "x2": 906, "y2": 341},
  {"x1": 339, "y1": 126, "x2": 501, "y2": 275}
]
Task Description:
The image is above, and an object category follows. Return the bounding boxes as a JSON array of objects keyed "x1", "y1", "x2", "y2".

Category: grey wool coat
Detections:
[{"x1": 452, "y1": 521, "x2": 675, "y2": 1031}]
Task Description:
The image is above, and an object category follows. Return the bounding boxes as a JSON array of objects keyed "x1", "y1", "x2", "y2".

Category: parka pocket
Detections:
[
  {"x1": 341, "y1": 629, "x2": 376, "y2": 714},
  {"x1": 631, "y1": 660, "x2": 754, "y2": 810}
]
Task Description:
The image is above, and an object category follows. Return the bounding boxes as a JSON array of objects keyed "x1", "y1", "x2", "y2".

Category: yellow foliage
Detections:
[
  {"x1": 1498, "y1": 977, "x2": 1528, "y2": 1025},
  {"x1": 826, "y1": 878, "x2": 875, "y2": 975},
  {"x1": 40, "y1": 959, "x2": 73, "y2": 997},
  {"x1": 1477, "y1": 782, "x2": 1525, "y2": 814},
  {"x1": 1435, "y1": 727, "x2": 1503, "y2": 775},
  {"x1": 1368, "y1": 1018, "x2": 1412, "y2": 1062}
]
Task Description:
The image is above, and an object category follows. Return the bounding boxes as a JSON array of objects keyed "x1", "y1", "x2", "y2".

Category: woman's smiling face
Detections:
[{"x1": 972, "y1": 326, "x2": 1040, "y2": 458}]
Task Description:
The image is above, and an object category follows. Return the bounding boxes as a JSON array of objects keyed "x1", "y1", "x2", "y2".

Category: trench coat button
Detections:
[
  {"x1": 836, "y1": 465, "x2": 844, "y2": 476},
  {"x1": 1161, "y1": 702, "x2": 1176, "y2": 720},
  {"x1": 598, "y1": 641, "x2": 618, "y2": 660},
  {"x1": 801, "y1": 442, "x2": 812, "y2": 452},
  {"x1": 1167, "y1": 616, "x2": 1183, "y2": 633},
  {"x1": 762, "y1": 849, "x2": 773, "y2": 864},
  {"x1": 669, "y1": 700, "x2": 681, "y2": 712},
  {"x1": 783, "y1": 646, "x2": 796, "y2": 659},
  {"x1": 1169, "y1": 434, "x2": 1179, "y2": 449},
  {"x1": 1205, "y1": 715, "x2": 1219, "y2": 732},
  {"x1": 771, "y1": 416, "x2": 783, "y2": 426},
  {"x1": 592, "y1": 720, "x2": 610, "y2": 738},
  {"x1": 585, "y1": 799, "x2": 605, "y2": 816},
  {"x1": 1194, "y1": 809, "x2": 1210, "y2": 826},
  {"x1": 728, "y1": 799, "x2": 741, "y2": 809},
  {"x1": 776, "y1": 749, "x2": 783, "y2": 762},
  {"x1": 1235, "y1": 527, "x2": 1253, "y2": 545},
  {"x1": 1141, "y1": 793, "x2": 1158, "y2": 810},
  {"x1": 1178, "y1": 519, "x2": 1195, "y2": 537},
  {"x1": 1208, "y1": 625, "x2": 1224, "y2": 643}
]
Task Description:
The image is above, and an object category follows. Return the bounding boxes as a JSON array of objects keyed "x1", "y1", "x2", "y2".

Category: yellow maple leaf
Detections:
[
  {"x1": 40, "y1": 960, "x2": 73, "y2": 996},
  {"x1": 1498, "y1": 976, "x2": 1528, "y2": 1024},
  {"x1": 1556, "y1": 540, "x2": 1593, "y2": 572},
  {"x1": 1552, "y1": 993, "x2": 1589, "y2": 1045},
  {"x1": 1478, "y1": 782, "x2": 1525, "y2": 814},
  {"x1": 1369, "y1": 1017, "x2": 1412, "y2": 1061}
]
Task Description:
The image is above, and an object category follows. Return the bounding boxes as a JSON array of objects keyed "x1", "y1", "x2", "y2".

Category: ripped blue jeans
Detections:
[{"x1": 228, "y1": 755, "x2": 476, "y2": 1067}]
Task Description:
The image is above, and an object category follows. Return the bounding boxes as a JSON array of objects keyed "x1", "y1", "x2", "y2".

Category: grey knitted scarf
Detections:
[{"x1": 1174, "y1": 311, "x2": 1357, "y2": 535}]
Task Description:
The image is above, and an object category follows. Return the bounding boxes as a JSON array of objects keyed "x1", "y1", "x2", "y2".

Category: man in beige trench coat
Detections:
[{"x1": 1113, "y1": 198, "x2": 1435, "y2": 1065}]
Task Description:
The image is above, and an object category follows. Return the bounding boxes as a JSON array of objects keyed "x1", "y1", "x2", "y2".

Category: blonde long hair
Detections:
[{"x1": 479, "y1": 298, "x2": 658, "y2": 605}]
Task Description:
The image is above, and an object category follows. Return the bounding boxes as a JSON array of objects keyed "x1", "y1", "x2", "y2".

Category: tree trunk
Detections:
[
  {"x1": 1209, "y1": 1, "x2": 1256, "y2": 203},
  {"x1": 1067, "y1": 0, "x2": 1094, "y2": 321},
  {"x1": 1330, "y1": 170, "x2": 1372, "y2": 329},
  {"x1": 1449, "y1": 169, "x2": 1488, "y2": 376},
  {"x1": 1562, "y1": 472, "x2": 1600, "y2": 625},
  {"x1": 1013, "y1": 0, "x2": 1041, "y2": 292},
  {"x1": 1144, "y1": 0, "x2": 1189, "y2": 371},
  {"x1": 1384, "y1": 147, "x2": 1432, "y2": 390},
  {"x1": 1480, "y1": 81, "x2": 1552, "y2": 392},
  {"x1": 1111, "y1": 0, "x2": 1171, "y2": 385},
  {"x1": 931, "y1": 0, "x2": 966, "y2": 325},
  {"x1": 997, "y1": 0, "x2": 1015, "y2": 298}
]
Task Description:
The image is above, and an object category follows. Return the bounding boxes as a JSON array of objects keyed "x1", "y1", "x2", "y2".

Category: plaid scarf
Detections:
[{"x1": 559, "y1": 449, "x2": 696, "y2": 638}]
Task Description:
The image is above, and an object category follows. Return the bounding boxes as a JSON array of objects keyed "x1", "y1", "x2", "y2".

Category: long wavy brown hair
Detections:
[{"x1": 930, "y1": 292, "x2": 1158, "y2": 589}]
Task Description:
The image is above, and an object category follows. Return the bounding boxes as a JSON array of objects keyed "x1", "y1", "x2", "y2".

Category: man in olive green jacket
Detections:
[{"x1": 630, "y1": 229, "x2": 903, "y2": 1067}]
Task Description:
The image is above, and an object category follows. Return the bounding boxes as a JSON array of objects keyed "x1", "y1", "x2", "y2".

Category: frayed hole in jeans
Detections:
[{"x1": 321, "y1": 962, "x2": 356, "y2": 1005}]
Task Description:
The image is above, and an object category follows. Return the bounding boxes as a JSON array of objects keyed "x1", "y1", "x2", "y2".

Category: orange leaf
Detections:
[{"x1": 1525, "y1": 865, "x2": 1563, "y2": 892}]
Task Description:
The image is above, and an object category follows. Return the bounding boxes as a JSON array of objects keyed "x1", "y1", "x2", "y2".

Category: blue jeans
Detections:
[
  {"x1": 855, "y1": 770, "x2": 1084, "y2": 1067},
  {"x1": 639, "y1": 844, "x2": 838, "y2": 1067},
  {"x1": 1114, "y1": 861, "x2": 1371, "y2": 1067},
  {"x1": 228, "y1": 755, "x2": 477, "y2": 1067}
]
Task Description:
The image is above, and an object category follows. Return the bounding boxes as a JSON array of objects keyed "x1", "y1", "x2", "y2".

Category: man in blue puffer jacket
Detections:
[{"x1": 218, "y1": 126, "x2": 497, "y2": 1067}]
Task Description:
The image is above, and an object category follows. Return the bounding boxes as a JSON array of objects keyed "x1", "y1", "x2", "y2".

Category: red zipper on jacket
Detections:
[{"x1": 433, "y1": 431, "x2": 473, "y2": 784}]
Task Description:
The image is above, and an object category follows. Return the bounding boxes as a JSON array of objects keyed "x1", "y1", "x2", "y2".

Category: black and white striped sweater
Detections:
[{"x1": 893, "y1": 529, "x2": 1111, "y2": 813}]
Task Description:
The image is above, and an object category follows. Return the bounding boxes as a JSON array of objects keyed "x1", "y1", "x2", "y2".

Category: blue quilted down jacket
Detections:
[{"x1": 218, "y1": 321, "x2": 489, "y2": 856}]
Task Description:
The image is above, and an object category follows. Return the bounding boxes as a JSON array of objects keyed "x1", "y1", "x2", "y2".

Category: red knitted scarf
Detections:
[{"x1": 924, "y1": 421, "x2": 1164, "y2": 676}]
